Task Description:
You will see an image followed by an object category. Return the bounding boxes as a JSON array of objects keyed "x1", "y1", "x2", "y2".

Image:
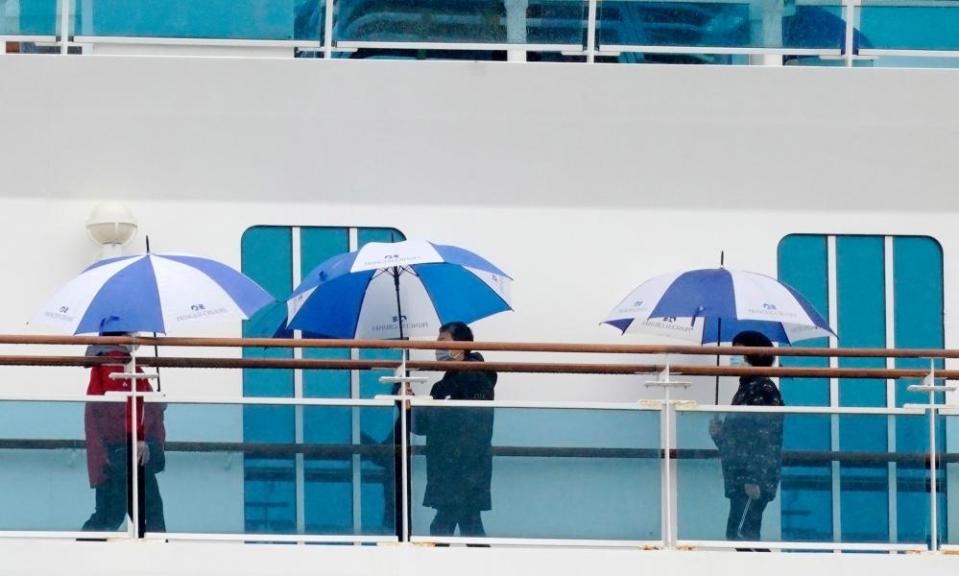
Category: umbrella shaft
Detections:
[{"x1": 392, "y1": 266, "x2": 405, "y2": 341}]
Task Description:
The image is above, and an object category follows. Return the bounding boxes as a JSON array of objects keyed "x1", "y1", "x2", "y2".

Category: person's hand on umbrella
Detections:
[
  {"x1": 138, "y1": 440, "x2": 150, "y2": 466},
  {"x1": 744, "y1": 483, "x2": 761, "y2": 500}
]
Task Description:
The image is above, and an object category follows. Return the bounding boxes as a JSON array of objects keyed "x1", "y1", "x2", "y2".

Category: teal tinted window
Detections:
[
  {"x1": 860, "y1": 3, "x2": 959, "y2": 51},
  {"x1": 241, "y1": 225, "x2": 404, "y2": 536},
  {"x1": 2, "y1": 0, "x2": 58, "y2": 35},
  {"x1": 73, "y1": 0, "x2": 323, "y2": 41},
  {"x1": 777, "y1": 234, "x2": 832, "y2": 542},
  {"x1": 777, "y1": 234, "x2": 944, "y2": 545}
]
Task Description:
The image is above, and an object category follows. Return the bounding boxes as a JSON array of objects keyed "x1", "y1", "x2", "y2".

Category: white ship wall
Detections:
[{"x1": 0, "y1": 55, "x2": 957, "y2": 570}]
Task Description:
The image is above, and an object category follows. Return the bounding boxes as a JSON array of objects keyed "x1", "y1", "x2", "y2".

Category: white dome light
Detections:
[{"x1": 86, "y1": 202, "x2": 138, "y2": 247}]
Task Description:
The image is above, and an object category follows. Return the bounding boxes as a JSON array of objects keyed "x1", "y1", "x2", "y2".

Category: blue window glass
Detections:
[
  {"x1": 778, "y1": 234, "x2": 943, "y2": 545},
  {"x1": 241, "y1": 226, "x2": 296, "y2": 533},
  {"x1": 597, "y1": 1, "x2": 846, "y2": 50},
  {"x1": 73, "y1": 0, "x2": 322, "y2": 41},
  {"x1": 860, "y1": 3, "x2": 959, "y2": 51},
  {"x1": 892, "y1": 237, "x2": 944, "y2": 543},
  {"x1": 241, "y1": 225, "x2": 404, "y2": 536},
  {"x1": 835, "y1": 236, "x2": 888, "y2": 542},
  {"x1": 777, "y1": 234, "x2": 832, "y2": 542},
  {"x1": 2, "y1": 0, "x2": 58, "y2": 36}
]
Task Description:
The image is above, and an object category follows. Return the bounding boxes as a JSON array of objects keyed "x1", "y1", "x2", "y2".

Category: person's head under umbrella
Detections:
[
  {"x1": 435, "y1": 321, "x2": 472, "y2": 362},
  {"x1": 731, "y1": 330, "x2": 775, "y2": 368},
  {"x1": 86, "y1": 331, "x2": 140, "y2": 358}
]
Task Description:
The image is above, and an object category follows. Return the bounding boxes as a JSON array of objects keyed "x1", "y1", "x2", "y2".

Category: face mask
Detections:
[
  {"x1": 435, "y1": 349, "x2": 455, "y2": 362},
  {"x1": 729, "y1": 355, "x2": 746, "y2": 367}
]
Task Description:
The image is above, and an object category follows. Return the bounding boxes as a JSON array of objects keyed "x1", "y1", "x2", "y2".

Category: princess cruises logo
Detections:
[
  {"x1": 747, "y1": 302, "x2": 795, "y2": 319},
  {"x1": 370, "y1": 314, "x2": 429, "y2": 334},
  {"x1": 642, "y1": 316, "x2": 694, "y2": 334},
  {"x1": 176, "y1": 303, "x2": 228, "y2": 321},
  {"x1": 44, "y1": 305, "x2": 75, "y2": 321}
]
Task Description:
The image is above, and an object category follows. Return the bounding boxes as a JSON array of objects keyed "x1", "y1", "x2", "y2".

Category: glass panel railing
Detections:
[
  {"x1": 0, "y1": 0, "x2": 58, "y2": 36},
  {"x1": 0, "y1": 398, "x2": 129, "y2": 534},
  {"x1": 597, "y1": 0, "x2": 846, "y2": 51},
  {"x1": 334, "y1": 0, "x2": 586, "y2": 47},
  {"x1": 675, "y1": 408, "x2": 931, "y2": 546},
  {"x1": 72, "y1": 0, "x2": 323, "y2": 41},
  {"x1": 941, "y1": 413, "x2": 959, "y2": 547},
  {"x1": 409, "y1": 403, "x2": 662, "y2": 542},
  {"x1": 151, "y1": 399, "x2": 396, "y2": 538},
  {"x1": 860, "y1": 1, "x2": 959, "y2": 51}
]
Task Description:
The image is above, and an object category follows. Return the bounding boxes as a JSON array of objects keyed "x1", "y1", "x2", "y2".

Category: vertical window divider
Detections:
[
  {"x1": 349, "y1": 227, "x2": 363, "y2": 538},
  {"x1": 884, "y1": 235, "x2": 898, "y2": 545},
  {"x1": 827, "y1": 234, "x2": 842, "y2": 543},
  {"x1": 292, "y1": 227, "x2": 306, "y2": 539},
  {"x1": 586, "y1": 0, "x2": 598, "y2": 63},
  {"x1": 323, "y1": 0, "x2": 335, "y2": 58},
  {"x1": 58, "y1": 0, "x2": 71, "y2": 54}
]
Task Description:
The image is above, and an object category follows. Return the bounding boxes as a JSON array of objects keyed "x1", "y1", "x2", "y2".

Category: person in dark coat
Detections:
[
  {"x1": 709, "y1": 330, "x2": 784, "y2": 546},
  {"x1": 82, "y1": 335, "x2": 166, "y2": 535},
  {"x1": 412, "y1": 321, "x2": 496, "y2": 538}
]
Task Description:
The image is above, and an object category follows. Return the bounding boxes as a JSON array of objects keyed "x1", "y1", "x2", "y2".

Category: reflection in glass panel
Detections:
[
  {"x1": 0, "y1": 0, "x2": 58, "y2": 36},
  {"x1": 597, "y1": 0, "x2": 847, "y2": 50},
  {"x1": 676, "y1": 410, "x2": 930, "y2": 544},
  {"x1": 862, "y1": 56, "x2": 959, "y2": 68},
  {"x1": 0, "y1": 400, "x2": 128, "y2": 533},
  {"x1": 334, "y1": 0, "x2": 585, "y2": 45},
  {"x1": 941, "y1": 414, "x2": 958, "y2": 546},
  {"x1": 410, "y1": 406, "x2": 661, "y2": 541},
  {"x1": 72, "y1": 0, "x2": 323, "y2": 41},
  {"x1": 156, "y1": 401, "x2": 396, "y2": 536}
]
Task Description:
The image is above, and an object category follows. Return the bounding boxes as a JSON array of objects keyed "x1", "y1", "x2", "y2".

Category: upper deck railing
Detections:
[
  {"x1": 0, "y1": 334, "x2": 955, "y2": 552},
  {"x1": 2, "y1": 0, "x2": 959, "y2": 67}
]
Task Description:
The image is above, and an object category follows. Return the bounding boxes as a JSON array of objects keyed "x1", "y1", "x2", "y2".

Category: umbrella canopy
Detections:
[
  {"x1": 603, "y1": 268, "x2": 834, "y2": 345},
  {"x1": 32, "y1": 253, "x2": 274, "y2": 334},
  {"x1": 286, "y1": 239, "x2": 512, "y2": 339}
]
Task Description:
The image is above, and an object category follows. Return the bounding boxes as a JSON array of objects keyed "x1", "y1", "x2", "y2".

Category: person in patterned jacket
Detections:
[{"x1": 709, "y1": 330, "x2": 784, "y2": 546}]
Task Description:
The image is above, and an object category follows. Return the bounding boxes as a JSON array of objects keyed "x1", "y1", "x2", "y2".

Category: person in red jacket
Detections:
[{"x1": 81, "y1": 336, "x2": 166, "y2": 535}]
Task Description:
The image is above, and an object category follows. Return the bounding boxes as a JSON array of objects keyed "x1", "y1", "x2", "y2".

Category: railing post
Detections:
[
  {"x1": 379, "y1": 357, "x2": 427, "y2": 543},
  {"x1": 906, "y1": 359, "x2": 956, "y2": 551},
  {"x1": 58, "y1": 0, "x2": 70, "y2": 54},
  {"x1": 323, "y1": 0, "x2": 334, "y2": 59},
  {"x1": 645, "y1": 360, "x2": 691, "y2": 548},
  {"x1": 844, "y1": 0, "x2": 856, "y2": 66},
  {"x1": 927, "y1": 361, "x2": 938, "y2": 552},
  {"x1": 586, "y1": 0, "x2": 598, "y2": 63},
  {"x1": 129, "y1": 356, "x2": 141, "y2": 539}
]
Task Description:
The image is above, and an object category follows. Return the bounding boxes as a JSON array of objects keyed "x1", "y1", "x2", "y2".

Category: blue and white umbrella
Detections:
[
  {"x1": 32, "y1": 253, "x2": 274, "y2": 334},
  {"x1": 286, "y1": 239, "x2": 512, "y2": 339},
  {"x1": 603, "y1": 268, "x2": 834, "y2": 345}
]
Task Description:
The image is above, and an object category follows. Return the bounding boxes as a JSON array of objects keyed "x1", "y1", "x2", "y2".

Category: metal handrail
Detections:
[
  {"x1": 5, "y1": 333, "x2": 959, "y2": 358},
  {"x1": 0, "y1": 353, "x2": 952, "y2": 380}
]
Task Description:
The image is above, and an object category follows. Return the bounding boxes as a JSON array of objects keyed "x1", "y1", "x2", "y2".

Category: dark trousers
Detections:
[
  {"x1": 725, "y1": 493, "x2": 769, "y2": 544},
  {"x1": 430, "y1": 507, "x2": 486, "y2": 538},
  {"x1": 82, "y1": 443, "x2": 165, "y2": 536}
]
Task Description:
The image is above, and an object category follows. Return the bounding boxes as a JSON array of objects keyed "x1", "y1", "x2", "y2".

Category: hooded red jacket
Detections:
[{"x1": 84, "y1": 350, "x2": 166, "y2": 487}]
